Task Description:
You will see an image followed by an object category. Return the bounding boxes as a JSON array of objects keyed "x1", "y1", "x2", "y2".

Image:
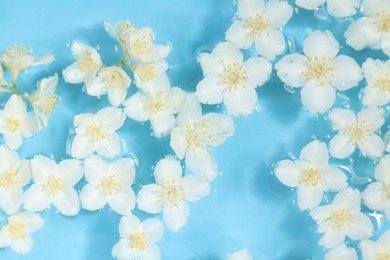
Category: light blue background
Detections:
[{"x1": 0, "y1": 0, "x2": 389, "y2": 259}]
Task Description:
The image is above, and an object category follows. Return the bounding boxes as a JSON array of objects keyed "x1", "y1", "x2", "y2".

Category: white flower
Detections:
[
  {"x1": 275, "y1": 30, "x2": 363, "y2": 114},
  {"x1": 0, "y1": 62, "x2": 6, "y2": 85},
  {"x1": 228, "y1": 249, "x2": 253, "y2": 260},
  {"x1": 225, "y1": 0, "x2": 293, "y2": 60},
  {"x1": 112, "y1": 215, "x2": 164, "y2": 260},
  {"x1": 362, "y1": 58, "x2": 390, "y2": 107},
  {"x1": 344, "y1": 0, "x2": 390, "y2": 57},
  {"x1": 0, "y1": 45, "x2": 54, "y2": 83},
  {"x1": 275, "y1": 140, "x2": 348, "y2": 210},
  {"x1": 170, "y1": 95, "x2": 235, "y2": 182},
  {"x1": 121, "y1": 27, "x2": 169, "y2": 64},
  {"x1": 195, "y1": 42, "x2": 272, "y2": 117},
  {"x1": 360, "y1": 229, "x2": 390, "y2": 260},
  {"x1": 295, "y1": 0, "x2": 360, "y2": 18},
  {"x1": 133, "y1": 61, "x2": 169, "y2": 92},
  {"x1": 324, "y1": 244, "x2": 358, "y2": 260},
  {"x1": 85, "y1": 66, "x2": 132, "y2": 107},
  {"x1": 0, "y1": 211, "x2": 44, "y2": 254},
  {"x1": 124, "y1": 79, "x2": 186, "y2": 138},
  {"x1": 362, "y1": 154, "x2": 390, "y2": 220},
  {"x1": 80, "y1": 155, "x2": 136, "y2": 215},
  {"x1": 71, "y1": 106, "x2": 126, "y2": 159},
  {"x1": 63, "y1": 40, "x2": 102, "y2": 84},
  {"x1": 328, "y1": 107, "x2": 385, "y2": 159},
  {"x1": 137, "y1": 156, "x2": 210, "y2": 231},
  {"x1": 0, "y1": 145, "x2": 31, "y2": 215},
  {"x1": 27, "y1": 74, "x2": 59, "y2": 131},
  {"x1": 104, "y1": 20, "x2": 137, "y2": 55},
  {"x1": 23, "y1": 155, "x2": 83, "y2": 216},
  {"x1": 310, "y1": 188, "x2": 374, "y2": 248},
  {"x1": 0, "y1": 95, "x2": 38, "y2": 150}
]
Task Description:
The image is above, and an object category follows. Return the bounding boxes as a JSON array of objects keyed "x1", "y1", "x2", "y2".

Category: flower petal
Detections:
[
  {"x1": 225, "y1": 21, "x2": 253, "y2": 49},
  {"x1": 333, "y1": 188, "x2": 361, "y2": 211},
  {"x1": 162, "y1": 201, "x2": 189, "y2": 231},
  {"x1": 303, "y1": 31, "x2": 339, "y2": 59},
  {"x1": 362, "y1": 182, "x2": 388, "y2": 211},
  {"x1": 195, "y1": 76, "x2": 225, "y2": 105},
  {"x1": 108, "y1": 88, "x2": 128, "y2": 107},
  {"x1": 170, "y1": 127, "x2": 187, "y2": 159},
  {"x1": 23, "y1": 184, "x2": 51, "y2": 212},
  {"x1": 242, "y1": 57, "x2": 272, "y2": 87},
  {"x1": 295, "y1": 0, "x2": 325, "y2": 10},
  {"x1": 275, "y1": 54, "x2": 308, "y2": 87},
  {"x1": 84, "y1": 155, "x2": 109, "y2": 183},
  {"x1": 112, "y1": 239, "x2": 136, "y2": 260},
  {"x1": 4, "y1": 95, "x2": 27, "y2": 115},
  {"x1": 212, "y1": 42, "x2": 243, "y2": 64},
  {"x1": 142, "y1": 218, "x2": 164, "y2": 243},
  {"x1": 176, "y1": 94, "x2": 202, "y2": 127},
  {"x1": 31, "y1": 155, "x2": 56, "y2": 182},
  {"x1": 297, "y1": 185, "x2": 324, "y2": 210},
  {"x1": 329, "y1": 134, "x2": 355, "y2": 159},
  {"x1": 80, "y1": 184, "x2": 107, "y2": 211},
  {"x1": 202, "y1": 113, "x2": 235, "y2": 146},
  {"x1": 363, "y1": 85, "x2": 390, "y2": 107},
  {"x1": 97, "y1": 106, "x2": 125, "y2": 131},
  {"x1": 3, "y1": 132, "x2": 23, "y2": 150},
  {"x1": 181, "y1": 174, "x2": 211, "y2": 202},
  {"x1": 321, "y1": 166, "x2": 348, "y2": 192},
  {"x1": 301, "y1": 85, "x2": 336, "y2": 114},
  {"x1": 111, "y1": 158, "x2": 135, "y2": 186},
  {"x1": 95, "y1": 134, "x2": 122, "y2": 158},
  {"x1": 357, "y1": 107, "x2": 385, "y2": 131},
  {"x1": 331, "y1": 55, "x2": 362, "y2": 91},
  {"x1": 319, "y1": 229, "x2": 345, "y2": 249},
  {"x1": 344, "y1": 18, "x2": 381, "y2": 51},
  {"x1": 53, "y1": 188, "x2": 80, "y2": 216},
  {"x1": 0, "y1": 188, "x2": 23, "y2": 215},
  {"x1": 274, "y1": 160, "x2": 300, "y2": 187},
  {"x1": 300, "y1": 140, "x2": 329, "y2": 166},
  {"x1": 186, "y1": 148, "x2": 218, "y2": 182},
  {"x1": 375, "y1": 155, "x2": 390, "y2": 183},
  {"x1": 154, "y1": 156, "x2": 183, "y2": 182},
  {"x1": 262, "y1": 0, "x2": 293, "y2": 28},
  {"x1": 224, "y1": 86, "x2": 258, "y2": 117},
  {"x1": 58, "y1": 159, "x2": 83, "y2": 186},
  {"x1": 238, "y1": 0, "x2": 264, "y2": 19},
  {"x1": 326, "y1": 0, "x2": 360, "y2": 18},
  {"x1": 358, "y1": 134, "x2": 385, "y2": 159},
  {"x1": 255, "y1": 28, "x2": 285, "y2": 60},
  {"x1": 328, "y1": 108, "x2": 356, "y2": 131},
  {"x1": 119, "y1": 214, "x2": 141, "y2": 237},
  {"x1": 150, "y1": 112, "x2": 176, "y2": 138},
  {"x1": 108, "y1": 190, "x2": 136, "y2": 215},
  {"x1": 324, "y1": 244, "x2": 358, "y2": 260},
  {"x1": 382, "y1": 32, "x2": 390, "y2": 57},
  {"x1": 198, "y1": 53, "x2": 224, "y2": 76},
  {"x1": 345, "y1": 212, "x2": 374, "y2": 240},
  {"x1": 137, "y1": 184, "x2": 163, "y2": 214},
  {"x1": 71, "y1": 134, "x2": 95, "y2": 159},
  {"x1": 123, "y1": 92, "x2": 149, "y2": 122}
]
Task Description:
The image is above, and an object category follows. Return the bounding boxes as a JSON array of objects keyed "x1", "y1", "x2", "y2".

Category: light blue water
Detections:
[{"x1": 0, "y1": 0, "x2": 389, "y2": 259}]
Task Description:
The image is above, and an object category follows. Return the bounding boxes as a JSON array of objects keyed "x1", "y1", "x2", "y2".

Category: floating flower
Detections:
[
  {"x1": 195, "y1": 42, "x2": 272, "y2": 116},
  {"x1": 133, "y1": 61, "x2": 169, "y2": 92},
  {"x1": 228, "y1": 249, "x2": 253, "y2": 260},
  {"x1": 0, "y1": 62, "x2": 6, "y2": 85},
  {"x1": 0, "y1": 95, "x2": 38, "y2": 150},
  {"x1": 0, "y1": 145, "x2": 31, "y2": 215},
  {"x1": 23, "y1": 155, "x2": 83, "y2": 216},
  {"x1": 362, "y1": 58, "x2": 390, "y2": 107},
  {"x1": 362, "y1": 154, "x2": 390, "y2": 220},
  {"x1": 324, "y1": 244, "x2": 357, "y2": 260},
  {"x1": 0, "y1": 45, "x2": 54, "y2": 83},
  {"x1": 275, "y1": 30, "x2": 363, "y2": 114},
  {"x1": 80, "y1": 155, "x2": 136, "y2": 215},
  {"x1": 170, "y1": 95, "x2": 235, "y2": 182},
  {"x1": 0, "y1": 211, "x2": 44, "y2": 254},
  {"x1": 124, "y1": 79, "x2": 186, "y2": 138},
  {"x1": 137, "y1": 156, "x2": 210, "y2": 231},
  {"x1": 328, "y1": 107, "x2": 385, "y2": 159},
  {"x1": 63, "y1": 40, "x2": 102, "y2": 84},
  {"x1": 85, "y1": 66, "x2": 131, "y2": 107},
  {"x1": 275, "y1": 140, "x2": 348, "y2": 210},
  {"x1": 71, "y1": 106, "x2": 126, "y2": 159},
  {"x1": 112, "y1": 215, "x2": 164, "y2": 260},
  {"x1": 344, "y1": 0, "x2": 390, "y2": 57},
  {"x1": 104, "y1": 20, "x2": 137, "y2": 55},
  {"x1": 27, "y1": 74, "x2": 59, "y2": 131},
  {"x1": 121, "y1": 27, "x2": 169, "y2": 64},
  {"x1": 295, "y1": 0, "x2": 360, "y2": 18},
  {"x1": 310, "y1": 188, "x2": 374, "y2": 248},
  {"x1": 360, "y1": 230, "x2": 390, "y2": 260},
  {"x1": 225, "y1": 0, "x2": 293, "y2": 60}
]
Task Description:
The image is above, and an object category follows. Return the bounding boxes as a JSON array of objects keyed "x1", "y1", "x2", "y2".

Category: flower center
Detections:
[
  {"x1": 158, "y1": 181, "x2": 185, "y2": 207},
  {"x1": 375, "y1": 74, "x2": 390, "y2": 92},
  {"x1": 104, "y1": 71, "x2": 123, "y2": 90},
  {"x1": 5, "y1": 116, "x2": 23, "y2": 133},
  {"x1": 87, "y1": 123, "x2": 107, "y2": 142},
  {"x1": 384, "y1": 183, "x2": 390, "y2": 201},
  {"x1": 137, "y1": 65, "x2": 156, "y2": 82},
  {"x1": 327, "y1": 208, "x2": 354, "y2": 231},
  {"x1": 119, "y1": 22, "x2": 136, "y2": 33},
  {"x1": 43, "y1": 174, "x2": 65, "y2": 196},
  {"x1": 0, "y1": 166, "x2": 19, "y2": 189},
  {"x1": 244, "y1": 14, "x2": 269, "y2": 36},
  {"x1": 33, "y1": 94, "x2": 59, "y2": 115},
  {"x1": 77, "y1": 51, "x2": 99, "y2": 71},
  {"x1": 6, "y1": 45, "x2": 28, "y2": 55},
  {"x1": 342, "y1": 121, "x2": 373, "y2": 144},
  {"x1": 377, "y1": 252, "x2": 390, "y2": 260},
  {"x1": 132, "y1": 37, "x2": 152, "y2": 56},
  {"x1": 7, "y1": 220, "x2": 27, "y2": 240},
  {"x1": 301, "y1": 168, "x2": 322, "y2": 186},
  {"x1": 375, "y1": 11, "x2": 390, "y2": 33},
  {"x1": 304, "y1": 56, "x2": 335, "y2": 86},
  {"x1": 100, "y1": 175, "x2": 121, "y2": 196},
  {"x1": 220, "y1": 62, "x2": 248, "y2": 89},
  {"x1": 185, "y1": 119, "x2": 213, "y2": 150},
  {"x1": 145, "y1": 91, "x2": 168, "y2": 114},
  {"x1": 130, "y1": 232, "x2": 148, "y2": 251}
]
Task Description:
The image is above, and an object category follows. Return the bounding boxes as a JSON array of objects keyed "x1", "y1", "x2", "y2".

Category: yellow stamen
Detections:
[
  {"x1": 119, "y1": 22, "x2": 136, "y2": 33},
  {"x1": 375, "y1": 73, "x2": 390, "y2": 92},
  {"x1": 132, "y1": 37, "x2": 151, "y2": 56},
  {"x1": 0, "y1": 166, "x2": 19, "y2": 189},
  {"x1": 130, "y1": 233, "x2": 148, "y2": 250},
  {"x1": 77, "y1": 51, "x2": 98, "y2": 71},
  {"x1": 375, "y1": 11, "x2": 390, "y2": 33},
  {"x1": 6, "y1": 45, "x2": 28, "y2": 55},
  {"x1": 327, "y1": 208, "x2": 354, "y2": 231},
  {"x1": 158, "y1": 180, "x2": 185, "y2": 207},
  {"x1": 137, "y1": 65, "x2": 156, "y2": 82},
  {"x1": 244, "y1": 14, "x2": 269, "y2": 36},
  {"x1": 377, "y1": 252, "x2": 390, "y2": 260},
  {"x1": 304, "y1": 56, "x2": 335, "y2": 86},
  {"x1": 145, "y1": 91, "x2": 169, "y2": 114},
  {"x1": 100, "y1": 175, "x2": 121, "y2": 196},
  {"x1": 43, "y1": 174, "x2": 65, "y2": 196},
  {"x1": 103, "y1": 71, "x2": 123, "y2": 90},
  {"x1": 87, "y1": 123, "x2": 107, "y2": 142},
  {"x1": 5, "y1": 116, "x2": 22, "y2": 133},
  {"x1": 342, "y1": 120, "x2": 373, "y2": 145},
  {"x1": 220, "y1": 62, "x2": 248, "y2": 90},
  {"x1": 185, "y1": 119, "x2": 214, "y2": 150},
  {"x1": 7, "y1": 220, "x2": 27, "y2": 240},
  {"x1": 301, "y1": 168, "x2": 322, "y2": 186}
]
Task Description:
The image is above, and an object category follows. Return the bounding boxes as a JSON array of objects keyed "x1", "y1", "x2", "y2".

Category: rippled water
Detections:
[{"x1": 0, "y1": 0, "x2": 389, "y2": 259}]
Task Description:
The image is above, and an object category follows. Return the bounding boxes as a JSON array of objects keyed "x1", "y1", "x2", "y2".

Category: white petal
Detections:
[
  {"x1": 329, "y1": 134, "x2": 355, "y2": 159},
  {"x1": 275, "y1": 54, "x2": 308, "y2": 87},
  {"x1": 363, "y1": 58, "x2": 390, "y2": 83},
  {"x1": 186, "y1": 148, "x2": 218, "y2": 182},
  {"x1": 358, "y1": 134, "x2": 385, "y2": 159},
  {"x1": 176, "y1": 94, "x2": 202, "y2": 127},
  {"x1": 71, "y1": 134, "x2": 95, "y2": 159},
  {"x1": 301, "y1": 85, "x2": 336, "y2": 114},
  {"x1": 31, "y1": 155, "x2": 56, "y2": 182},
  {"x1": 331, "y1": 55, "x2": 362, "y2": 91},
  {"x1": 168, "y1": 87, "x2": 187, "y2": 113},
  {"x1": 333, "y1": 188, "x2": 361, "y2": 211},
  {"x1": 238, "y1": 0, "x2": 264, "y2": 19},
  {"x1": 84, "y1": 155, "x2": 109, "y2": 183},
  {"x1": 321, "y1": 166, "x2": 348, "y2": 192},
  {"x1": 112, "y1": 239, "x2": 135, "y2": 260},
  {"x1": 363, "y1": 85, "x2": 390, "y2": 107},
  {"x1": 9, "y1": 237, "x2": 33, "y2": 254},
  {"x1": 96, "y1": 106, "x2": 125, "y2": 130},
  {"x1": 382, "y1": 33, "x2": 390, "y2": 57},
  {"x1": 4, "y1": 95, "x2": 27, "y2": 115},
  {"x1": 363, "y1": 0, "x2": 390, "y2": 16},
  {"x1": 202, "y1": 113, "x2": 235, "y2": 146},
  {"x1": 53, "y1": 188, "x2": 80, "y2": 216},
  {"x1": 300, "y1": 140, "x2": 329, "y2": 166},
  {"x1": 198, "y1": 53, "x2": 224, "y2": 76},
  {"x1": 295, "y1": 0, "x2": 325, "y2": 10},
  {"x1": 154, "y1": 156, "x2": 183, "y2": 182},
  {"x1": 328, "y1": 108, "x2": 356, "y2": 131},
  {"x1": 242, "y1": 56, "x2": 272, "y2": 86},
  {"x1": 303, "y1": 31, "x2": 339, "y2": 59},
  {"x1": 326, "y1": 0, "x2": 359, "y2": 18},
  {"x1": 170, "y1": 127, "x2": 187, "y2": 159},
  {"x1": 224, "y1": 86, "x2": 258, "y2": 116},
  {"x1": 95, "y1": 134, "x2": 122, "y2": 158},
  {"x1": 142, "y1": 218, "x2": 164, "y2": 243},
  {"x1": 360, "y1": 239, "x2": 379, "y2": 260},
  {"x1": 297, "y1": 186, "x2": 324, "y2": 210},
  {"x1": 362, "y1": 182, "x2": 387, "y2": 211},
  {"x1": 324, "y1": 244, "x2": 358, "y2": 260},
  {"x1": 150, "y1": 112, "x2": 175, "y2": 138},
  {"x1": 62, "y1": 63, "x2": 87, "y2": 84},
  {"x1": 119, "y1": 214, "x2": 141, "y2": 237},
  {"x1": 123, "y1": 93, "x2": 149, "y2": 122},
  {"x1": 357, "y1": 107, "x2": 385, "y2": 131},
  {"x1": 0, "y1": 188, "x2": 23, "y2": 215},
  {"x1": 274, "y1": 160, "x2": 300, "y2": 187},
  {"x1": 58, "y1": 159, "x2": 83, "y2": 185},
  {"x1": 310, "y1": 204, "x2": 334, "y2": 222},
  {"x1": 108, "y1": 88, "x2": 127, "y2": 107},
  {"x1": 84, "y1": 75, "x2": 106, "y2": 97},
  {"x1": 375, "y1": 155, "x2": 390, "y2": 183},
  {"x1": 137, "y1": 184, "x2": 163, "y2": 214},
  {"x1": 195, "y1": 76, "x2": 225, "y2": 105},
  {"x1": 162, "y1": 201, "x2": 189, "y2": 231},
  {"x1": 23, "y1": 184, "x2": 51, "y2": 212},
  {"x1": 225, "y1": 21, "x2": 253, "y2": 49},
  {"x1": 181, "y1": 174, "x2": 211, "y2": 202},
  {"x1": 20, "y1": 211, "x2": 44, "y2": 232},
  {"x1": 229, "y1": 249, "x2": 253, "y2": 260},
  {"x1": 108, "y1": 190, "x2": 136, "y2": 215},
  {"x1": 262, "y1": 0, "x2": 293, "y2": 27},
  {"x1": 111, "y1": 158, "x2": 135, "y2": 186},
  {"x1": 80, "y1": 184, "x2": 107, "y2": 211},
  {"x1": 137, "y1": 245, "x2": 161, "y2": 260},
  {"x1": 319, "y1": 229, "x2": 345, "y2": 249},
  {"x1": 345, "y1": 212, "x2": 374, "y2": 240},
  {"x1": 344, "y1": 18, "x2": 381, "y2": 51},
  {"x1": 212, "y1": 42, "x2": 243, "y2": 65},
  {"x1": 254, "y1": 28, "x2": 285, "y2": 60},
  {"x1": 3, "y1": 132, "x2": 23, "y2": 150}
]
